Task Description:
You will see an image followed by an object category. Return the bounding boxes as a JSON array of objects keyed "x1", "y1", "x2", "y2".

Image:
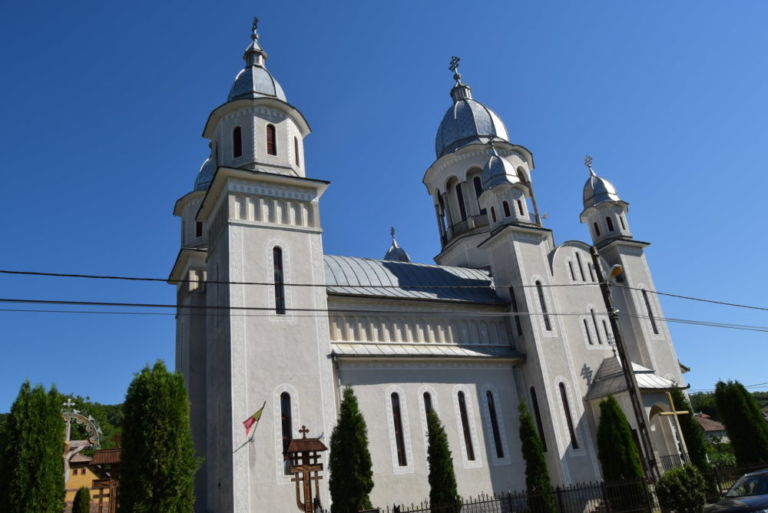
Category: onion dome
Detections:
[
  {"x1": 383, "y1": 228, "x2": 411, "y2": 263},
  {"x1": 228, "y1": 18, "x2": 287, "y2": 102},
  {"x1": 482, "y1": 145, "x2": 520, "y2": 190},
  {"x1": 582, "y1": 156, "x2": 622, "y2": 209},
  {"x1": 434, "y1": 57, "x2": 509, "y2": 159},
  {"x1": 194, "y1": 156, "x2": 215, "y2": 191}
]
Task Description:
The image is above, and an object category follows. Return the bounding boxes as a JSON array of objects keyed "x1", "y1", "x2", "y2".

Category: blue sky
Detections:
[{"x1": 1, "y1": 0, "x2": 767, "y2": 411}]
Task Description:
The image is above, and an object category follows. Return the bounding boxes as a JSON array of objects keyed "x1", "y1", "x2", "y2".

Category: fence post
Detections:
[{"x1": 600, "y1": 481, "x2": 611, "y2": 513}]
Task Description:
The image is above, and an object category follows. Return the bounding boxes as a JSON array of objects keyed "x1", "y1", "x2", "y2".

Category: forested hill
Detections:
[{"x1": 690, "y1": 391, "x2": 768, "y2": 420}]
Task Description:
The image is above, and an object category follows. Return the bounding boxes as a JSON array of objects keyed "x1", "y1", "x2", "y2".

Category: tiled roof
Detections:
[
  {"x1": 695, "y1": 415, "x2": 726, "y2": 433},
  {"x1": 324, "y1": 255, "x2": 503, "y2": 305},
  {"x1": 91, "y1": 448, "x2": 120, "y2": 465}
]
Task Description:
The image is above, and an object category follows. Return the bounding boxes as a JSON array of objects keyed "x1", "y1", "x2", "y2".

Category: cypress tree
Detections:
[
  {"x1": 0, "y1": 381, "x2": 64, "y2": 513},
  {"x1": 669, "y1": 388, "x2": 709, "y2": 472},
  {"x1": 72, "y1": 486, "x2": 91, "y2": 513},
  {"x1": 329, "y1": 387, "x2": 373, "y2": 513},
  {"x1": 597, "y1": 395, "x2": 643, "y2": 482},
  {"x1": 714, "y1": 380, "x2": 768, "y2": 467},
  {"x1": 518, "y1": 401, "x2": 555, "y2": 513},
  {"x1": 426, "y1": 408, "x2": 460, "y2": 513},
  {"x1": 119, "y1": 361, "x2": 198, "y2": 513}
]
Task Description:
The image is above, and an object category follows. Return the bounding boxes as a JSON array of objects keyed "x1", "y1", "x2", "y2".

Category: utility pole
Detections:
[{"x1": 590, "y1": 246, "x2": 660, "y2": 482}]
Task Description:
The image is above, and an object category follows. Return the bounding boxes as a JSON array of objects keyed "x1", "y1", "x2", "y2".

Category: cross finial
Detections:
[
  {"x1": 63, "y1": 398, "x2": 75, "y2": 409},
  {"x1": 584, "y1": 155, "x2": 597, "y2": 177},
  {"x1": 390, "y1": 226, "x2": 396, "y2": 242},
  {"x1": 251, "y1": 17, "x2": 260, "y2": 40},
  {"x1": 449, "y1": 56, "x2": 462, "y2": 82},
  {"x1": 299, "y1": 425, "x2": 309, "y2": 439}
]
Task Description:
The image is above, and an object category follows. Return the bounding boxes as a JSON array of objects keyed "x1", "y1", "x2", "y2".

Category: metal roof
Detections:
[
  {"x1": 324, "y1": 255, "x2": 503, "y2": 304},
  {"x1": 586, "y1": 356, "x2": 676, "y2": 400},
  {"x1": 332, "y1": 342, "x2": 521, "y2": 360},
  {"x1": 435, "y1": 93, "x2": 509, "y2": 159},
  {"x1": 583, "y1": 167, "x2": 622, "y2": 209}
]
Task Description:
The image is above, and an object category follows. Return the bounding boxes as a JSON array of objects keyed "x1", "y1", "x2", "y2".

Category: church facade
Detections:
[{"x1": 170, "y1": 20, "x2": 687, "y2": 513}]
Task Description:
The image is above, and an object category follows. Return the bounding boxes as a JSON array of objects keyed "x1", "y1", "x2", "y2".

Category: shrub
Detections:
[
  {"x1": 656, "y1": 466, "x2": 706, "y2": 513},
  {"x1": 72, "y1": 487, "x2": 91, "y2": 513}
]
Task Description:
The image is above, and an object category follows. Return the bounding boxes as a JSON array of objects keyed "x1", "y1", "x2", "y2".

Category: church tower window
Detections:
[
  {"x1": 620, "y1": 215, "x2": 627, "y2": 230},
  {"x1": 590, "y1": 309, "x2": 602, "y2": 344},
  {"x1": 503, "y1": 201, "x2": 511, "y2": 217},
  {"x1": 457, "y1": 391, "x2": 475, "y2": 461},
  {"x1": 593, "y1": 222, "x2": 601, "y2": 237},
  {"x1": 606, "y1": 217, "x2": 615, "y2": 232},
  {"x1": 423, "y1": 392, "x2": 433, "y2": 414},
  {"x1": 455, "y1": 183, "x2": 467, "y2": 221},
  {"x1": 535, "y1": 281, "x2": 552, "y2": 331},
  {"x1": 472, "y1": 176, "x2": 486, "y2": 215},
  {"x1": 486, "y1": 390, "x2": 504, "y2": 458},
  {"x1": 391, "y1": 393, "x2": 407, "y2": 466},
  {"x1": 559, "y1": 383, "x2": 579, "y2": 449},
  {"x1": 294, "y1": 137, "x2": 300, "y2": 166},
  {"x1": 273, "y1": 247, "x2": 286, "y2": 314},
  {"x1": 529, "y1": 387, "x2": 547, "y2": 451},
  {"x1": 575, "y1": 253, "x2": 586, "y2": 281},
  {"x1": 280, "y1": 392, "x2": 292, "y2": 460},
  {"x1": 642, "y1": 289, "x2": 659, "y2": 334},
  {"x1": 583, "y1": 319, "x2": 593, "y2": 345},
  {"x1": 195, "y1": 222, "x2": 203, "y2": 238},
  {"x1": 517, "y1": 199, "x2": 525, "y2": 216},
  {"x1": 509, "y1": 287, "x2": 523, "y2": 336},
  {"x1": 490, "y1": 207, "x2": 497, "y2": 223},
  {"x1": 267, "y1": 124, "x2": 277, "y2": 155},
  {"x1": 233, "y1": 126, "x2": 243, "y2": 157},
  {"x1": 568, "y1": 261, "x2": 576, "y2": 281}
]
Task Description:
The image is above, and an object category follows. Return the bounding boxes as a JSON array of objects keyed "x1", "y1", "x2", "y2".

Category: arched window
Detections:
[
  {"x1": 455, "y1": 183, "x2": 467, "y2": 221},
  {"x1": 273, "y1": 247, "x2": 286, "y2": 314},
  {"x1": 195, "y1": 222, "x2": 203, "y2": 238},
  {"x1": 294, "y1": 137, "x2": 300, "y2": 166},
  {"x1": 591, "y1": 309, "x2": 602, "y2": 344},
  {"x1": 502, "y1": 201, "x2": 511, "y2": 217},
  {"x1": 620, "y1": 215, "x2": 627, "y2": 230},
  {"x1": 602, "y1": 320, "x2": 610, "y2": 343},
  {"x1": 535, "y1": 281, "x2": 552, "y2": 331},
  {"x1": 583, "y1": 319, "x2": 593, "y2": 345},
  {"x1": 391, "y1": 393, "x2": 407, "y2": 466},
  {"x1": 559, "y1": 383, "x2": 579, "y2": 449},
  {"x1": 588, "y1": 263, "x2": 596, "y2": 282},
  {"x1": 472, "y1": 176, "x2": 486, "y2": 215},
  {"x1": 280, "y1": 392, "x2": 292, "y2": 459},
  {"x1": 517, "y1": 199, "x2": 525, "y2": 216},
  {"x1": 508, "y1": 287, "x2": 523, "y2": 336},
  {"x1": 529, "y1": 387, "x2": 547, "y2": 451},
  {"x1": 490, "y1": 206, "x2": 497, "y2": 223},
  {"x1": 423, "y1": 392, "x2": 433, "y2": 414},
  {"x1": 606, "y1": 217, "x2": 615, "y2": 232},
  {"x1": 457, "y1": 391, "x2": 475, "y2": 460},
  {"x1": 233, "y1": 126, "x2": 243, "y2": 157},
  {"x1": 575, "y1": 253, "x2": 586, "y2": 281},
  {"x1": 568, "y1": 261, "x2": 576, "y2": 281},
  {"x1": 642, "y1": 289, "x2": 659, "y2": 334},
  {"x1": 267, "y1": 124, "x2": 277, "y2": 155},
  {"x1": 486, "y1": 390, "x2": 504, "y2": 458},
  {"x1": 593, "y1": 222, "x2": 601, "y2": 237}
]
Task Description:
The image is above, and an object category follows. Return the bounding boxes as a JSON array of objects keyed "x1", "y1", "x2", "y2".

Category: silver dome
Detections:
[
  {"x1": 227, "y1": 18, "x2": 287, "y2": 102},
  {"x1": 583, "y1": 169, "x2": 622, "y2": 209},
  {"x1": 435, "y1": 84, "x2": 509, "y2": 159},
  {"x1": 383, "y1": 228, "x2": 411, "y2": 263},
  {"x1": 482, "y1": 150, "x2": 520, "y2": 190},
  {"x1": 194, "y1": 156, "x2": 215, "y2": 191}
]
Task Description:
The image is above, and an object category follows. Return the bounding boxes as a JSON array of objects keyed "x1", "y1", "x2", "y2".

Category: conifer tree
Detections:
[
  {"x1": 329, "y1": 387, "x2": 373, "y2": 513},
  {"x1": 72, "y1": 487, "x2": 91, "y2": 513},
  {"x1": 597, "y1": 395, "x2": 643, "y2": 482},
  {"x1": 0, "y1": 381, "x2": 64, "y2": 513},
  {"x1": 119, "y1": 361, "x2": 198, "y2": 513},
  {"x1": 714, "y1": 380, "x2": 768, "y2": 467},
  {"x1": 669, "y1": 388, "x2": 709, "y2": 472},
  {"x1": 518, "y1": 401, "x2": 555, "y2": 513},
  {"x1": 426, "y1": 408, "x2": 460, "y2": 513}
]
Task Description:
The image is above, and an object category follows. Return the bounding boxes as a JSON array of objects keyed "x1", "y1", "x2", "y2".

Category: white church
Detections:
[{"x1": 169, "y1": 19, "x2": 688, "y2": 513}]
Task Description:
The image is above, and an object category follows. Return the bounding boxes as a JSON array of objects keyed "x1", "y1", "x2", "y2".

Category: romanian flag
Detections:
[{"x1": 243, "y1": 402, "x2": 266, "y2": 439}]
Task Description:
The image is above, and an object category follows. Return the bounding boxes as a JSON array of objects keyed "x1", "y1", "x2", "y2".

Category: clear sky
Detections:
[{"x1": 1, "y1": 0, "x2": 767, "y2": 411}]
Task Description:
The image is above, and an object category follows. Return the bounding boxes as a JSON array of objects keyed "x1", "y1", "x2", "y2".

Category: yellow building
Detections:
[{"x1": 64, "y1": 449, "x2": 120, "y2": 513}]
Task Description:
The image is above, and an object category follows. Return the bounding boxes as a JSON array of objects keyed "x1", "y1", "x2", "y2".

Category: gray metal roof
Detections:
[
  {"x1": 586, "y1": 356, "x2": 676, "y2": 400},
  {"x1": 194, "y1": 156, "x2": 214, "y2": 191},
  {"x1": 583, "y1": 168, "x2": 622, "y2": 209},
  {"x1": 227, "y1": 19, "x2": 287, "y2": 102},
  {"x1": 332, "y1": 342, "x2": 521, "y2": 360},
  {"x1": 435, "y1": 91, "x2": 509, "y2": 159},
  {"x1": 324, "y1": 255, "x2": 503, "y2": 304},
  {"x1": 482, "y1": 148, "x2": 521, "y2": 190}
]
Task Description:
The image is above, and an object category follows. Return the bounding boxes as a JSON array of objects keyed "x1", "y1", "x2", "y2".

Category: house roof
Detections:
[
  {"x1": 695, "y1": 414, "x2": 727, "y2": 433},
  {"x1": 70, "y1": 453, "x2": 92, "y2": 464},
  {"x1": 586, "y1": 356, "x2": 677, "y2": 400},
  {"x1": 91, "y1": 448, "x2": 120, "y2": 465},
  {"x1": 324, "y1": 255, "x2": 503, "y2": 305}
]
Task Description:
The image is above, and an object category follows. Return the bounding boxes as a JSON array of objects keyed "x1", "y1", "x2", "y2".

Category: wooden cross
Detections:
[
  {"x1": 658, "y1": 391, "x2": 690, "y2": 463},
  {"x1": 298, "y1": 425, "x2": 309, "y2": 438}
]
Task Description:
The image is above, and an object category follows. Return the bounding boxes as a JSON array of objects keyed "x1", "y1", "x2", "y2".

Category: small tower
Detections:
[
  {"x1": 478, "y1": 144, "x2": 535, "y2": 229},
  {"x1": 383, "y1": 227, "x2": 411, "y2": 262},
  {"x1": 579, "y1": 156, "x2": 631, "y2": 244}
]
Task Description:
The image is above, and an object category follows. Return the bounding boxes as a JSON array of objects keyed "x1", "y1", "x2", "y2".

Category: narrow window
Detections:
[
  {"x1": 455, "y1": 183, "x2": 467, "y2": 220},
  {"x1": 457, "y1": 391, "x2": 475, "y2": 460},
  {"x1": 517, "y1": 199, "x2": 525, "y2": 216},
  {"x1": 509, "y1": 287, "x2": 523, "y2": 336},
  {"x1": 588, "y1": 263, "x2": 596, "y2": 282},
  {"x1": 606, "y1": 217, "x2": 615, "y2": 232},
  {"x1": 602, "y1": 320, "x2": 610, "y2": 344},
  {"x1": 486, "y1": 390, "x2": 504, "y2": 458},
  {"x1": 473, "y1": 176, "x2": 486, "y2": 215},
  {"x1": 503, "y1": 201, "x2": 511, "y2": 217},
  {"x1": 391, "y1": 393, "x2": 407, "y2": 466},
  {"x1": 620, "y1": 215, "x2": 627, "y2": 230},
  {"x1": 568, "y1": 261, "x2": 576, "y2": 281},
  {"x1": 575, "y1": 253, "x2": 586, "y2": 281},
  {"x1": 491, "y1": 206, "x2": 497, "y2": 223},
  {"x1": 535, "y1": 281, "x2": 552, "y2": 331},
  {"x1": 530, "y1": 387, "x2": 547, "y2": 451},
  {"x1": 280, "y1": 392, "x2": 292, "y2": 459},
  {"x1": 642, "y1": 289, "x2": 659, "y2": 334},
  {"x1": 423, "y1": 392, "x2": 433, "y2": 414},
  {"x1": 195, "y1": 221, "x2": 203, "y2": 238},
  {"x1": 267, "y1": 124, "x2": 277, "y2": 155},
  {"x1": 273, "y1": 247, "x2": 286, "y2": 315},
  {"x1": 294, "y1": 137, "x2": 300, "y2": 166},
  {"x1": 559, "y1": 383, "x2": 579, "y2": 449},
  {"x1": 591, "y1": 309, "x2": 602, "y2": 344},
  {"x1": 593, "y1": 222, "x2": 601, "y2": 237},
  {"x1": 583, "y1": 319, "x2": 593, "y2": 345},
  {"x1": 233, "y1": 126, "x2": 243, "y2": 157}
]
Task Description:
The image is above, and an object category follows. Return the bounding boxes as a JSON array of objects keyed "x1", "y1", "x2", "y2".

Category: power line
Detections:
[{"x1": 619, "y1": 285, "x2": 768, "y2": 313}]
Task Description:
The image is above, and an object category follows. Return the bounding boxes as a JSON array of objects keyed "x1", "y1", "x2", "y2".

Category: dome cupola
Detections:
[
  {"x1": 227, "y1": 18, "x2": 287, "y2": 102},
  {"x1": 580, "y1": 156, "x2": 632, "y2": 243},
  {"x1": 582, "y1": 156, "x2": 622, "y2": 209},
  {"x1": 482, "y1": 145, "x2": 520, "y2": 190},
  {"x1": 193, "y1": 154, "x2": 215, "y2": 192},
  {"x1": 434, "y1": 57, "x2": 509, "y2": 159},
  {"x1": 383, "y1": 227, "x2": 411, "y2": 263}
]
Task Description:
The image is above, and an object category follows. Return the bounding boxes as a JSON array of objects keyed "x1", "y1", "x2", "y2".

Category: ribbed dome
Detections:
[
  {"x1": 228, "y1": 65, "x2": 286, "y2": 102},
  {"x1": 194, "y1": 156, "x2": 215, "y2": 191},
  {"x1": 435, "y1": 84, "x2": 509, "y2": 159},
  {"x1": 583, "y1": 170, "x2": 621, "y2": 209},
  {"x1": 482, "y1": 150, "x2": 520, "y2": 190}
]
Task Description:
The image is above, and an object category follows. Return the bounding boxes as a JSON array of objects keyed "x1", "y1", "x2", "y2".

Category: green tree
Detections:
[
  {"x1": 714, "y1": 380, "x2": 768, "y2": 467},
  {"x1": 597, "y1": 395, "x2": 643, "y2": 482},
  {"x1": 669, "y1": 388, "x2": 709, "y2": 472},
  {"x1": 518, "y1": 401, "x2": 555, "y2": 513},
  {"x1": 329, "y1": 387, "x2": 373, "y2": 513},
  {"x1": 119, "y1": 361, "x2": 198, "y2": 513},
  {"x1": 656, "y1": 465, "x2": 706, "y2": 513},
  {"x1": 0, "y1": 381, "x2": 65, "y2": 513},
  {"x1": 426, "y1": 408, "x2": 460, "y2": 513},
  {"x1": 72, "y1": 486, "x2": 91, "y2": 513}
]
